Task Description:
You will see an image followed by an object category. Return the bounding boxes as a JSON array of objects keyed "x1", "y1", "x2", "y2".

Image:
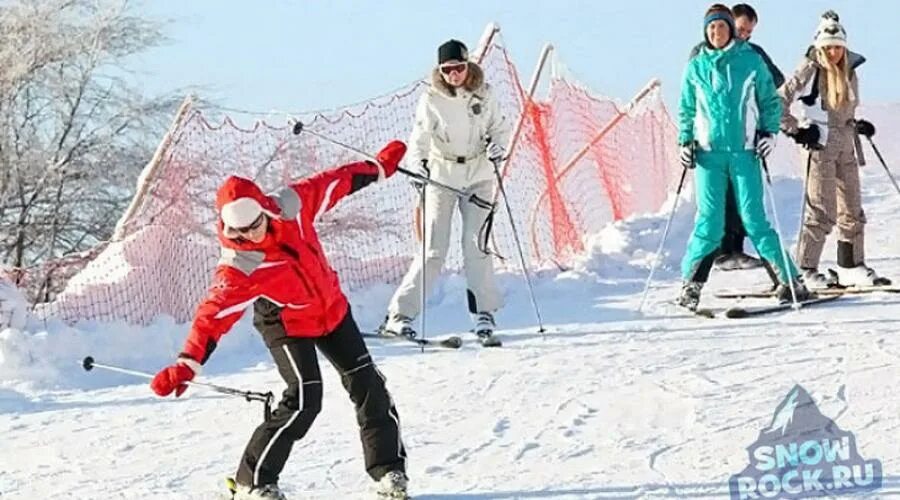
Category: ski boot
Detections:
[
  {"x1": 473, "y1": 312, "x2": 501, "y2": 347},
  {"x1": 801, "y1": 268, "x2": 838, "y2": 290},
  {"x1": 378, "y1": 314, "x2": 417, "y2": 340},
  {"x1": 376, "y1": 470, "x2": 409, "y2": 499},
  {"x1": 832, "y1": 265, "x2": 892, "y2": 287},
  {"x1": 775, "y1": 277, "x2": 815, "y2": 304},
  {"x1": 675, "y1": 281, "x2": 703, "y2": 312},
  {"x1": 231, "y1": 481, "x2": 287, "y2": 500},
  {"x1": 833, "y1": 241, "x2": 893, "y2": 286}
]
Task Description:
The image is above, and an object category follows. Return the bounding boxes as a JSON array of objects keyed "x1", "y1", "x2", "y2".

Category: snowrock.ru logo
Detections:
[{"x1": 729, "y1": 384, "x2": 882, "y2": 499}]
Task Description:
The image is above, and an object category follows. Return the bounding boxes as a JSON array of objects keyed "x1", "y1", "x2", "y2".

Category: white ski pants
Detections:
[{"x1": 388, "y1": 179, "x2": 503, "y2": 318}]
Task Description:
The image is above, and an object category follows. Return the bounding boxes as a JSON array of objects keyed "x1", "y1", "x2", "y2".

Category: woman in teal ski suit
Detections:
[{"x1": 676, "y1": 4, "x2": 811, "y2": 310}]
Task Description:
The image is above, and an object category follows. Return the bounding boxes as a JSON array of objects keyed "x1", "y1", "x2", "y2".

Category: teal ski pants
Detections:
[{"x1": 681, "y1": 150, "x2": 798, "y2": 283}]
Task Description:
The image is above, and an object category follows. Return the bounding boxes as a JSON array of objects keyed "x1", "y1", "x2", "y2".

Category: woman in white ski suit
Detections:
[
  {"x1": 780, "y1": 11, "x2": 889, "y2": 288},
  {"x1": 384, "y1": 39, "x2": 510, "y2": 338}
]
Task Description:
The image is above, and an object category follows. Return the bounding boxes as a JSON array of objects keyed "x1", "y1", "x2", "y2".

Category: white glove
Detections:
[
  {"x1": 756, "y1": 133, "x2": 776, "y2": 159},
  {"x1": 486, "y1": 141, "x2": 505, "y2": 163},
  {"x1": 409, "y1": 159, "x2": 429, "y2": 190},
  {"x1": 679, "y1": 144, "x2": 695, "y2": 169}
]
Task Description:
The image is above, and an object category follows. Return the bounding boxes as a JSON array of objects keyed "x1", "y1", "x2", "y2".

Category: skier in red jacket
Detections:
[{"x1": 151, "y1": 140, "x2": 410, "y2": 500}]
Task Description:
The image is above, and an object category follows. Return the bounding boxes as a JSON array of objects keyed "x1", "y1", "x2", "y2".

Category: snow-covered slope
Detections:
[{"x1": 3, "y1": 130, "x2": 900, "y2": 499}]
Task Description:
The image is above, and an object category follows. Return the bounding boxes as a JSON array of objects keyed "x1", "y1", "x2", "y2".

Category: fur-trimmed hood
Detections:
[{"x1": 430, "y1": 62, "x2": 485, "y2": 97}]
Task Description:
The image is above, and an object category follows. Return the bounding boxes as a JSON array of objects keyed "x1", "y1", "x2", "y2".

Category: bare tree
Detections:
[{"x1": 0, "y1": 0, "x2": 180, "y2": 302}]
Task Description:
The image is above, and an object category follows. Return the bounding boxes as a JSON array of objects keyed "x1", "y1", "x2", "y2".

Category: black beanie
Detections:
[{"x1": 438, "y1": 39, "x2": 468, "y2": 64}]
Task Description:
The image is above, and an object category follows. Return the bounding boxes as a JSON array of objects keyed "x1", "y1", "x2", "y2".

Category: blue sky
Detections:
[{"x1": 132, "y1": 1, "x2": 897, "y2": 116}]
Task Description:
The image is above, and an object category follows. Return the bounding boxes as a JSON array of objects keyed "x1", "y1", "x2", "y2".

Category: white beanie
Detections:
[
  {"x1": 220, "y1": 197, "x2": 264, "y2": 229},
  {"x1": 814, "y1": 10, "x2": 847, "y2": 48}
]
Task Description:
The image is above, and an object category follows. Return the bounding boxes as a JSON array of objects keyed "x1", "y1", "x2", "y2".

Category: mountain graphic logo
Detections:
[{"x1": 729, "y1": 384, "x2": 882, "y2": 499}]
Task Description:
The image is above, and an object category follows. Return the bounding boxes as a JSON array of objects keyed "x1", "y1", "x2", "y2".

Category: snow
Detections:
[
  {"x1": 0, "y1": 277, "x2": 29, "y2": 332},
  {"x1": 3, "y1": 133, "x2": 900, "y2": 498}
]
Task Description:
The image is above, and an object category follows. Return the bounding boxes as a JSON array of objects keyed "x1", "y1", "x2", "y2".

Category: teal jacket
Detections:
[{"x1": 678, "y1": 40, "x2": 782, "y2": 152}]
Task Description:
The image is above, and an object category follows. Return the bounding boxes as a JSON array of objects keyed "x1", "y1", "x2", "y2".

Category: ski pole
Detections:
[
  {"x1": 489, "y1": 156, "x2": 545, "y2": 336},
  {"x1": 418, "y1": 186, "x2": 427, "y2": 353},
  {"x1": 761, "y1": 158, "x2": 799, "y2": 310},
  {"x1": 795, "y1": 141, "x2": 824, "y2": 289},
  {"x1": 866, "y1": 136, "x2": 900, "y2": 196},
  {"x1": 81, "y1": 356, "x2": 274, "y2": 419},
  {"x1": 637, "y1": 166, "x2": 688, "y2": 313},
  {"x1": 791, "y1": 149, "x2": 815, "y2": 289},
  {"x1": 291, "y1": 121, "x2": 493, "y2": 210}
]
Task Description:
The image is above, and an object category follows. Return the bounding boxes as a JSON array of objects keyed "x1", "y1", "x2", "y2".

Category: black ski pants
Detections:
[
  {"x1": 720, "y1": 179, "x2": 747, "y2": 255},
  {"x1": 235, "y1": 300, "x2": 406, "y2": 488}
]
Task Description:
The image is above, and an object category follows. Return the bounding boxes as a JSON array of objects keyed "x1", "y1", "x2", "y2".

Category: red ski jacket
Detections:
[{"x1": 180, "y1": 141, "x2": 406, "y2": 364}]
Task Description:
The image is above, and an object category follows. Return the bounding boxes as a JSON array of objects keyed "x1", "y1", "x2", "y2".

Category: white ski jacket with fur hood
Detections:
[{"x1": 407, "y1": 62, "x2": 511, "y2": 190}]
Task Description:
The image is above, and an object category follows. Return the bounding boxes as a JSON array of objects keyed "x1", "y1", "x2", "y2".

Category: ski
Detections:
[
  {"x1": 714, "y1": 285, "x2": 900, "y2": 299},
  {"x1": 724, "y1": 294, "x2": 844, "y2": 319},
  {"x1": 667, "y1": 300, "x2": 717, "y2": 318},
  {"x1": 225, "y1": 475, "x2": 411, "y2": 499},
  {"x1": 477, "y1": 333, "x2": 503, "y2": 347},
  {"x1": 692, "y1": 307, "x2": 717, "y2": 318},
  {"x1": 361, "y1": 331, "x2": 463, "y2": 349},
  {"x1": 822, "y1": 284, "x2": 900, "y2": 294}
]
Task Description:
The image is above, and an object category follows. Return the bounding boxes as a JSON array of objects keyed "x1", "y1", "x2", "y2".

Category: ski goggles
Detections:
[
  {"x1": 439, "y1": 62, "x2": 468, "y2": 75},
  {"x1": 229, "y1": 214, "x2": 265, "y2": 234}
]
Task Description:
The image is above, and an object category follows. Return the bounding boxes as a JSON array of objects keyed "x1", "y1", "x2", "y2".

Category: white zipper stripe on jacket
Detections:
[
  {"x1": 254, "y1": 344, "x2": 304, "y2": 486},
  {"x1": 726, "y1": 63, "x2": 733, "y2": 91},
  {"x1": 694, "y1": 82, "x2": 712, "y2": 150},
  {"x1": 740, "y1": 71, "x2": 758, "y2": 149},
  {"x1": 314, "y1": 179, "x2": 341, "y2": 222}
]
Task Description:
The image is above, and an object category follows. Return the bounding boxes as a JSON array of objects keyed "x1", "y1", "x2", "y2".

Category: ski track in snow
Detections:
[{"x1": 3, "y1": 137, "x2": 900, "y2": 498}]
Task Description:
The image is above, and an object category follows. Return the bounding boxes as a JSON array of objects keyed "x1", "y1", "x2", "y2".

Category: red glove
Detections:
[
  {"x1": 375, "y1": 140, "x2": 407, "y2": 178},
  {"x1": 151, "y1": 361, "x2": 197, "y2": 397}
]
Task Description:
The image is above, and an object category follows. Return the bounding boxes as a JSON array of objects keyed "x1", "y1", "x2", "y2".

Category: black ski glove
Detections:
[
  {"x1": 855, "y1": 119, "x2": 875, "y2": 138},
  {"x1": 788, "y1": 125, "x2": 821, "y2": 148}
]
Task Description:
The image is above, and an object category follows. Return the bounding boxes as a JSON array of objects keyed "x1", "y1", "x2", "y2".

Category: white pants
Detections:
[{"x1": 388, "y1": 180, "x2": 503, "y2": 318}]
